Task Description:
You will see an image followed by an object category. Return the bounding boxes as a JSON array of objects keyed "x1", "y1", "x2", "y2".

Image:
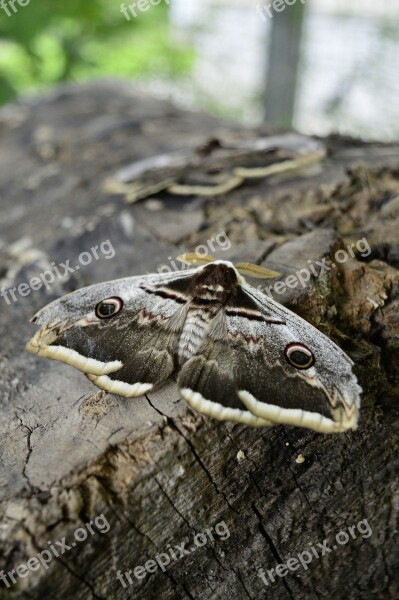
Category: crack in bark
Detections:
[
  {"x1": 221, "y1": 425, "x2": 274, "y2": 509},
  {"x1": 108, "y1": 500, "x2": 159, "y2": 552},
  {"x1": 166, "y1": 570, "x2": 197, "y2": 600},
  {"x1": 145, "y1": 395, "x2": 239, "y2": 513},
  {"x1": 145, "y1": 397, "x2": 257, "y2": 598},
  {"x1": 251, "y1": 504, "x2": 295, "y2": 600},
  {"x1": 15, "y1": 413, "x2": 41, "y2": 495},
  {"x1": 235, "y1": 569, "x2": 255, "y2": 600},
  {"x1": 169, "y1": 419, "x2": 240, "y2": 516},
  {"x1": 57, "y1": 556, "x2": 106, "y2": 600},
  {"x1": 154, "y1": 475, "x2": 196, "y2": 534},
  {"x1": 209, "y1": 549, "x2": 254, "y2": 600}
]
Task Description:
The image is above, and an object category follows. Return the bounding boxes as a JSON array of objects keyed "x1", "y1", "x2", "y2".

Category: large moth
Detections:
[{"x1": 26, "y1": 256, "x2": 361, "y2": 434}]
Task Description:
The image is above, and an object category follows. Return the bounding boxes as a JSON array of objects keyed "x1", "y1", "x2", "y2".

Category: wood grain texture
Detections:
[{"x1": 0, "y1": 81, "x2": 398, "y2": 600}]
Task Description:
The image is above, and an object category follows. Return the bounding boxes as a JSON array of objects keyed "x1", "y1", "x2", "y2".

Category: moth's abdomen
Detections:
[{"x1": 178, "y1": 308, "x2": 214, "y2": 365}]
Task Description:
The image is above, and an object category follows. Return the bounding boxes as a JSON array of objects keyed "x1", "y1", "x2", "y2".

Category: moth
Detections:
[
  {"x1": 26, "y1": 256, "x2": 361, "y2": 434},
  {"x1": 104, "y1": 134, "x2": 326, "y2": 203}
]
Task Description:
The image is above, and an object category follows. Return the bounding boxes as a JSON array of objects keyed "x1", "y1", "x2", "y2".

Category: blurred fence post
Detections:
[{"x1": 264, "y1": 1, "x2": 307, "y2": 127}]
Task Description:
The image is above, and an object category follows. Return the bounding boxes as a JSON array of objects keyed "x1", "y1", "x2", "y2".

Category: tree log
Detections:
[{"x1": 0, "y1": 81, "x2": 398, "y2": 600}]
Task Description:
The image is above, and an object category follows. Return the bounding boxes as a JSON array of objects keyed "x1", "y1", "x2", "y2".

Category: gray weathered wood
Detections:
[{"x1": 0, "y1": 81, "x2": 398, "y2": 599}]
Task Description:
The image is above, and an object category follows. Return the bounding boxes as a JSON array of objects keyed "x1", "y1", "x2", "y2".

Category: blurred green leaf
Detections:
[
  {"x1": 0, "y1": 71, "x2": 17, "y2": 104},
  {"x1": 0, "y1": 0, "x2": 193, "y2": 104}
]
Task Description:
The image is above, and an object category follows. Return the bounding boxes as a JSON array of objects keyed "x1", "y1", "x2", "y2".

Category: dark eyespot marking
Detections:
[
  {"x1": 95, "y1": 297, "x2": 123, "y2": 319},
  {"x1": 284, "y1": 343, "x2": 315, "y2": 370}
]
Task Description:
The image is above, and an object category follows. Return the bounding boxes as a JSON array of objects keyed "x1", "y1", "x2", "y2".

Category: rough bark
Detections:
[{"x1": 0, "y1": 81, "x2": 398, "y2": 600}]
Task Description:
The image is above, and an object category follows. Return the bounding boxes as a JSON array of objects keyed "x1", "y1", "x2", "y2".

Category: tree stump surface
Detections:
[{"x1": 0, "y1": 81, "x2": 398, "y2": 600}]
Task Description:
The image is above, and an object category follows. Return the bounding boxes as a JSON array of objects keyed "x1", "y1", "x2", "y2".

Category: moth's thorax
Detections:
[{"x1": 189, "y1": 262, "x2": 239, "y2": 305}]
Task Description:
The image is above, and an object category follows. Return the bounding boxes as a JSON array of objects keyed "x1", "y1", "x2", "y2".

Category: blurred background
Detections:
[{"x1": 1, "y1": 0, "x2": 399, "y2": 140}]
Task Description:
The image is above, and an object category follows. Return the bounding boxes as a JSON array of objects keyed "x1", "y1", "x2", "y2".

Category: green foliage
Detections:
[{"x1": 0, "y1": 0, "x2": 194, "y2": 104}]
